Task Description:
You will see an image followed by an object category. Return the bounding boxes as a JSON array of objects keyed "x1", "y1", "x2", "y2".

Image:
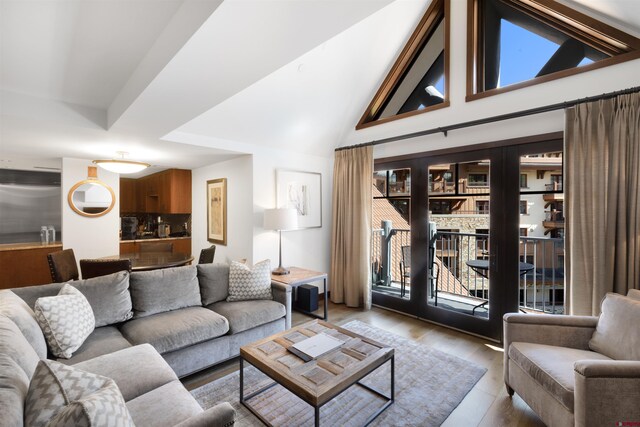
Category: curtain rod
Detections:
[{"x1": 335, "y1": 85, "x2": 640, "y2": 152}]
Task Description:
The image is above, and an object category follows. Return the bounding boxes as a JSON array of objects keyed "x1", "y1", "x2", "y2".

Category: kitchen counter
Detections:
[
  {"x1": 120, "y1": 236, "x2": 191, "y2": 243},
  {"x1": 0, "y1": 242, "x2": 62, "y2": 252}
]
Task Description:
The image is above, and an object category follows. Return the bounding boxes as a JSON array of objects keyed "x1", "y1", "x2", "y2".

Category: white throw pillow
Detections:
[
  {"x1": 227, "y1": 259, "x2": 272, "y2": 302},
  {"x1": 24, "y1": 360, "x2": 135, "y2": 427},
  {"x1": 34, "y1": 283, "x2": 95, "y2": 359}
]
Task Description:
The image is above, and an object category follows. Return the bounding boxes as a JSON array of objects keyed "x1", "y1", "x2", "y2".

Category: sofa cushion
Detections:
[
  {"x1": 208, "y1": 300, "x2": 286, "y2": 334},
  {"x1": 120, "y1": 307, "x2": 228, "y2": 354},
  {"x1": 73, "y1": 344, "x2": 177, "y2": 402},
  {"x1": 70, "y1": 271, "x2": 133, "y2": 327},
  {"x1": 130, "y1": 265, "x2": 201, "y2": 318},
  {"x1": 11, "y1": 282, "x2": 64, "y2": 312},
  {"x1": 126, "y1": 380, "x2": 203, "y2": 427},
  {"x1": 628, "y1": 289, "x2": 640, "y2": 300},
  {"x1": 589, "y1": 293, "x2": 640, "y2": 360},
  {"x1": 56, "y1": 326, "x2": 132, "y2": 365},
  {"x1": 34, "y1": 284, "x2": 96, "y2": 359},
  {"x1": 197, "y1": 263, "x2": 230, "y2": 305},
  {"x1": 25, "y1": 359, "x2": 134, "y2": 427},
  {"x1": 0, "y1": 290, "x2": 47, "y2": 359},
  {"x1": 227, "y1": 259, "x2": 272, "y2": 302},
  {"x1": 509, "y1": 342, "x2": 611, "y2": 410},
  {"x1": 0, "y1": 315, "x2": 41, "y2": 378},
  {"x1": 0, "y1": 355, "x2": 30, "y2": 427}
]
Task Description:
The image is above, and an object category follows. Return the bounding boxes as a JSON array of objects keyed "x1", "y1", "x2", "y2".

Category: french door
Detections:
[{"x1": 372, "y1": 137, "x2": 563, "y2": 341}]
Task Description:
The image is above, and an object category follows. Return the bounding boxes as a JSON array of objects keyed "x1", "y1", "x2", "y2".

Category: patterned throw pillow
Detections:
[
  {"x1": 25, "y1": 360, "x2": 135, "y2": 427},
  {"x1": 34, "y1": 283, "x2": 95, "y2": 359},
  {"x1": 227, "y1": 259, "x2": 272, "y2": 302}
]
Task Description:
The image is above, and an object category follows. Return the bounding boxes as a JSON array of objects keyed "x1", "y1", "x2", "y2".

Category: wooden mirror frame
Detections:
[{"x1": 67, "y1": 179, "x2": 116, "y2": 218}]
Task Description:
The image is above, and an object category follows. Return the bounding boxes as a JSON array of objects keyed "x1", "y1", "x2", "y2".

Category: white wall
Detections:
[
  {"x1": 191, "y1": 155, "x2": 253, "y2": 263},
  {"x1": 252, "y1": 148, "x2": 333, "y2": 293},
  {"x1": 61, "y1": 158, "x2": 119, "y2": 262}
]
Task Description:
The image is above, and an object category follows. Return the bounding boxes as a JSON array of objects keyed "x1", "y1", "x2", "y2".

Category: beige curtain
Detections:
[
  {"x1": 565, "y1": 92, "x2": 640, "y2": 315},
  {"x1": 330, "y1": 146, "x2": 373, "y2": 309}
]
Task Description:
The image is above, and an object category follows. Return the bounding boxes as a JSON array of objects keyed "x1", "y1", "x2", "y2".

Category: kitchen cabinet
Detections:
[
  {"x1": 121, "y1": 169, "x2": 191, "y2": 214},
  {"x1": 120, "y1": 179, "x2": 137, "y2": 214}
]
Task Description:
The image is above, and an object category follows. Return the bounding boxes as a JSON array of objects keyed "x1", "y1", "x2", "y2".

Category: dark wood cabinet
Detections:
[
  {"x1": 119, "y1": 238, "x2": 191, "y2": 256},
  {"x1": 120, "y1": 178, "x2": 137, "y2": 214},
  {"x1": 120, "y1": 169, "x2": 191, "y2": 214}
]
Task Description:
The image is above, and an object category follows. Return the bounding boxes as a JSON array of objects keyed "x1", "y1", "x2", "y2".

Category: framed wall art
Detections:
[
  {"x1": 207, "y1": 178, "x2": 227, "y2": 245},
  {"x1": 276, "y1": 170, "x2": 322, "y2": 228}
]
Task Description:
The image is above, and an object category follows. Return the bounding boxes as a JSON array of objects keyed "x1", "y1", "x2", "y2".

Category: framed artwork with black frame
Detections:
[
  {"x1": 276, "y1": 170, "x2": 322, "y2": 229},
  {"x1": 207, "y1": 178, "x2": 227, "y2": 245}
]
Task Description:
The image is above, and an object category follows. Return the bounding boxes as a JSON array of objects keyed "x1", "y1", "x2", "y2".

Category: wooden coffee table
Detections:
[{"x1": 240, "y1": 320, "x2": 394, "y2": 427}]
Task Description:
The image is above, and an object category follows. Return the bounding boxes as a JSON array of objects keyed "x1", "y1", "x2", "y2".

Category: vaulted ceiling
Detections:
[{"x1": 1, "y1": 0, "x2": 638, "y2": 171}]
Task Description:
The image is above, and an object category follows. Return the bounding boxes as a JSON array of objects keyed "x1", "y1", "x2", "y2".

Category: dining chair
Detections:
[
  {"x1": 139, "y1": 242, "x2": 173, "y2": 253},
  {"x1": 198, "y1": 245, "x2": 216, "y2": 264},
  {"x1": 47, "y1": 249, "x2": 79, "y2": 282},
  {"x1": 80, "y1": 259, "x2": 132, "y2": 279}
]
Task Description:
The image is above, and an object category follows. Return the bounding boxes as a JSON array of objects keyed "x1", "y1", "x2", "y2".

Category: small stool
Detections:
[{"x1": 296, "y1": 284, "x2": 319, "y2": 312}]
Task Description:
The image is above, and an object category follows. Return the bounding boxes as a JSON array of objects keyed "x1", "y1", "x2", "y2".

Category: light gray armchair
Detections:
[{"x1": 503, "y1": 291, "x2": 640, "y2": 427}]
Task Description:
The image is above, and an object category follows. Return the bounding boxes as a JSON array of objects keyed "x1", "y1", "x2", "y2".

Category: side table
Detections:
[{"x1": 271, "y1": 267, "x2": 328, "y2": 320}]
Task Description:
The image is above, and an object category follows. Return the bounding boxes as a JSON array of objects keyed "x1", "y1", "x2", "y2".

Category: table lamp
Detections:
[{"x1": 264, "y1": 208, "x2": 298, "y2": 275}]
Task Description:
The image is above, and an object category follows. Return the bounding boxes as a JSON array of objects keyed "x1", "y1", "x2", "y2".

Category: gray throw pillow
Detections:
[
  {"x1": 227, "y1": 260, "x2": 272, "y2": 302},
  {"x1": 0, "y1": 290, "x2": 47, "y2": 359},
  {"x1": 589, "y1": 293, "x2": 640, "y2": 360},
  {"x1": 71, "y1": 271, "x2": 133, "y2": 327},
  {"x1": 130, "y1": 265, "x2": 201, "y2": 318},
  {"x1": 25, "y1": 359, "x2": 135, "y2": 427},
  {"x1": 34, "y1": 284, "x2": 96, "y2": 359},
  {"x1": 197, "y1": 263, "x2": 230, "y2": 305}
]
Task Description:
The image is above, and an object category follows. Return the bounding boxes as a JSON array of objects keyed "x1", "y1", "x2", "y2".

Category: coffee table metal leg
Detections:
[
  {"x1": 239, "y1": 357, "x2": 244, "y2": 403},
  {"x1": 315, "y1": 406, "x2": 320, "y2": 427}
]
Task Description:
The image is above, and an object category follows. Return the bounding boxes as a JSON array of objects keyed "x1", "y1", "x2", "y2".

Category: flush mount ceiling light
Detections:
[{"x1": 92, "y1": 151, "x2": 149, "y2": 174}]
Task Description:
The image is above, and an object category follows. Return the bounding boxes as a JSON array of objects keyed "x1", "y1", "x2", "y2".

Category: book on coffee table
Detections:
[{"x1": 288, "y1": 333, "x2": 344, "y2": 362}]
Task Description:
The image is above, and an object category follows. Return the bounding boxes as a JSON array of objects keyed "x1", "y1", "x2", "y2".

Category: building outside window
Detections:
[{"x1": 468, "y1": 173, "x2": 488, "y2": 187}]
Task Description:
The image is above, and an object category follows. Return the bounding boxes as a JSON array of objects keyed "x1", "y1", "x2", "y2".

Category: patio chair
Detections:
[
  {"x1": 47, "y1": 249, "x2": 79, "y2": 282},
  {"x1": 399, "y1": 246, "x2": 411, "y2": 298}
]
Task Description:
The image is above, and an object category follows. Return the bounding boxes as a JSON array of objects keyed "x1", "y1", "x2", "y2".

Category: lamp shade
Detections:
[{"x1": 264, "y1": 208, "x2": 298, "y2": 231}]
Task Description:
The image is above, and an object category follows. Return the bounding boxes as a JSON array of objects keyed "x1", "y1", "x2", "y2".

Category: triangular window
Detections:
[
  {"x1": 468, "y1": 0, "x2": 640, "y2": 99},
  {"x1": 357, "y1": 0, "x2": 449, "y2": 130}
]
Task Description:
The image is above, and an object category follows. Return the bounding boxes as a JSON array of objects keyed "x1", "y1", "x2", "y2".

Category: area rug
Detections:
[{"x1": 192, "y1": 320, "x2": 486, "y2": 426}]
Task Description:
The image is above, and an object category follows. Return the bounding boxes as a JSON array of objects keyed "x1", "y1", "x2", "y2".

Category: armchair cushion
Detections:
[
  {"x1": 509, "y1": 342, "x2": 611, "y2": 410},
  {"x1": 589, "y1": 293, "x2": 640, "y2": 360}
]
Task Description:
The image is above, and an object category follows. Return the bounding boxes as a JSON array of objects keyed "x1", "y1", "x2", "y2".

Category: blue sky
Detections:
[{"x1": 499, "y1": 19, "x2": 592, "y2": 87}]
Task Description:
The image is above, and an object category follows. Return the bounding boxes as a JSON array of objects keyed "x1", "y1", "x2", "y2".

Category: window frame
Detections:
[
  {"x1": 356, "y1": 0, "x2": 450, "y2": 130},
  {"x1": 466, "y1": 0, "x2": 640, "y2": 101}
]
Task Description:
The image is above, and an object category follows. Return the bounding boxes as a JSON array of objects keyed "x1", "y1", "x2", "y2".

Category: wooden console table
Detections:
[{"x1": 271, "y1": 267, "x2": 328, "y2": 320}]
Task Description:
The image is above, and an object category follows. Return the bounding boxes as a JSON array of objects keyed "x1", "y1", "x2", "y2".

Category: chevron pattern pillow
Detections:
[
  {"x1": 34, "y1": 283, "x2": 95, "y2": 359},
  {"x1": 25, "y1": 360, "x2": 135, "y2": 427},
  {"x1": 227, "y1": 259, "x2": 272, "y2": 302}
]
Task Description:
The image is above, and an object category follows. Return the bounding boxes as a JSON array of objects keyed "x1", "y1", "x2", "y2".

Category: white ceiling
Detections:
[{"x1": 0, "y1": 0, "x2": 639, "y2": 171}]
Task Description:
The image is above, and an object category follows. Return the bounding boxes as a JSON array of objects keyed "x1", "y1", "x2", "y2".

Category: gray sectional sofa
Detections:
[{"x1": 0, "y1": 262, "x2": 292, "y2": 427}]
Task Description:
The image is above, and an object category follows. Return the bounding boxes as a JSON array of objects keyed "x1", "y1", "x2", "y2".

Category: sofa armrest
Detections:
[
  {"x1": 73, "y1": 344, "x2": 177, "y2": 402},
  {"x1": 574, "y1": 360, "x2": 640, "y2": 427},
  {"x1": 271, "y1": 281, "x2": 292, "y2": 330},
  {"x1": 503, "y1": 313, "x2": 598, "y2": 388},
  {"x1": 174, "y1": 402, "x2": 235, "y2": 427}
]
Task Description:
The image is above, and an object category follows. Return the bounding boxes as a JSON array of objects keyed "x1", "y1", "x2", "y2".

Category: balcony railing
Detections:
[{"x1": 371, "y1": 226, "x2": 565, "y2": 314}]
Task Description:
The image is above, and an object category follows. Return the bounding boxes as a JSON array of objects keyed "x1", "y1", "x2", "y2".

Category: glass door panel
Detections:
[
  {"x1": 427, "y1": 160, "x2": 491, "y2": 319},
  {"x1": 518, "y1": 150, "x2": 565, "y2": 314},
  {"x1": 372, "y1": 168, "x2": 412, "y2": 302}
]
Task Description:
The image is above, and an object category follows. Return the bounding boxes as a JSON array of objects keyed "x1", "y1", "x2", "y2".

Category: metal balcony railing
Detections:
[{"x1": 371, "y1": 226, "x2": 565, "y2": 314}]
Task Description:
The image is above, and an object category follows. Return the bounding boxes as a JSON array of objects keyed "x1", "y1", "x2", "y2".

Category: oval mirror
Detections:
[{"x1": 68, "y1": 179, "x2": 115, "y2": 217}]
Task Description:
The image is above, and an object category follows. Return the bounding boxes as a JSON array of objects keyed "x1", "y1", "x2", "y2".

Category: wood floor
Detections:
[{"x1": 182, "y1": 302, "x2": 546, "y2": 427}]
